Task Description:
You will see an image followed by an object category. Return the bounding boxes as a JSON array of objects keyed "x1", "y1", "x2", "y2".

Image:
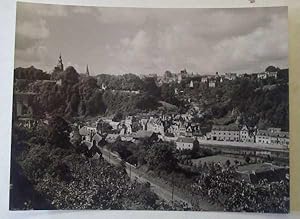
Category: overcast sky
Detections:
[{"x1": 15, "y1": 2, "x2": 288, "y2": 75}]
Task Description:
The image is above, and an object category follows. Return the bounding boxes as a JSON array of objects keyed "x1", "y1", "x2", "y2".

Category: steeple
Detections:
[
  {"x1": 86, "y1": 64, "x2": 90, "y2": 76},
  {"x1": 56, "y1": 53, "x2": 64, "y2": 71}
]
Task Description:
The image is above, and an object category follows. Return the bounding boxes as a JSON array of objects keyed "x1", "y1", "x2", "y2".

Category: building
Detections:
[
  {"x1": 79, "y1": 125, "x2": 97, "y2": 142},
  {"x1": 257, "y1": 72, "x2": 268, "y2": 79},
  {"x1": 176, "y1": 137, "x2": 195, "y2": 150},
  {"x1": 239, "y1": 125, "x2": 255, "y2": 143},
  {"x1": 13, "y1": 92, "x2": 35, "y2": 118},
  {"x1": 146, "y1": 117, "x2": 165, "y2": 135},
  {"x1": 101, "y1": 83, "x2": 107, "y2": 90},
  {"x1": 208, "y1": 79, "x2": 216, "y2": 88},
  {"x1": 265, "y1": 66, "x2": 279, "y2": 79},
  {"x1": 201, "y1": 76, "x2": 208, "y2": 83},
  {"x1": 211, "y1": 124, "x2": 240, "y2": 141},
  {"x1": 268, "y1": 71, "x2": 278, "y2": 79},
  {"x1": 92, "y1": 133, "x2": 103, "y2": 146},
  {"x1": 86, "y1": 64, "x2": 90, "y2": 76},
  {"x1": 255, "y1": 128, "x2": 289, "y2": 146},
  {"x1": 256, "y1": 130, "x2": 271, "y2": 144},
  {"x1": 189, "y1": 80, "x2": 194, "y2": 88},
  {"x1": 186, "y1": 123, "x2": 202, "y2": 137},
  {"x1": 54, "y1": 53, "x2": 64, "y2": 72},
  {"x1": 225, "y1": 73, "x2": 237, "y2": 81}
]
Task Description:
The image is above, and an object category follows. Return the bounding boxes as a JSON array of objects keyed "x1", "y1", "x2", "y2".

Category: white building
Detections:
[
  {"x1": 176, "y1": 137, "x2": 194, "y2": 150},
  {"x1": 211, "y1": 124, "x2": 240, "y2": 141}
]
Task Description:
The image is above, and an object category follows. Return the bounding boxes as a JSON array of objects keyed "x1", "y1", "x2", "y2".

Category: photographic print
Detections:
[{"x1": 10, "y1": 2, "x2": 289, "y2": 213}]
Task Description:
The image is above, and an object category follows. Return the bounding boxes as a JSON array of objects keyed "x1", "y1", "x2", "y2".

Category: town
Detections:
[{"x1": 11, "y1": 53, "x2": 290, "y2": 212}]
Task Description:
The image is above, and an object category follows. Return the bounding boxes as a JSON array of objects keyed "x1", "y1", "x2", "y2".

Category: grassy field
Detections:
[{"x1": 191, "y1": 155, "x2": 245, "y2": 166}]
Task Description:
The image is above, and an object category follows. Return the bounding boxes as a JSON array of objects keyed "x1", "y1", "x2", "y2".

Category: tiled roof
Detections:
[
  {"x1": 176, "y1": 137, "x2": 194, "y2": 144},
  {"x1": 79, "y1": 126, "x2": 89, "y2": 136},
  {"x1": 133, "y1": 130, "x2": 154, "y2": 139},
  {"x1": 257, "y1": 130, "x2": 289, "y2": 138},
  {"x1": 212, "y1": 124, "x2": 240, "y2": 131}
]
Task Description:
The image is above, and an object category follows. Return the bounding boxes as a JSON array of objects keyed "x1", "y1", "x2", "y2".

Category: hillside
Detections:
[{"x1": 14, "y1": 66, "x2": 289, "y2": 131}]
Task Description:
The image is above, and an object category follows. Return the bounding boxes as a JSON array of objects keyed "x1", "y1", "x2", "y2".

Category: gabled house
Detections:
[
  {"x1": 211, "y1": 124, "x2": 240, "y2": 141},
  {"x1": 176, "y1": 137, "x2": 195, "y2": 150}
]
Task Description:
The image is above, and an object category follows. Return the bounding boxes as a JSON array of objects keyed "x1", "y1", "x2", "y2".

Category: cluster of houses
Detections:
[
  {"x1": 209, "y1": 125, "x2": 289, "y2": 146},
  {"x1": 157, "y1": 66, "x2": 285, "y2": 90},
  {"x1": 73, "y1": 112, "x2": 289, "y2": 154}
]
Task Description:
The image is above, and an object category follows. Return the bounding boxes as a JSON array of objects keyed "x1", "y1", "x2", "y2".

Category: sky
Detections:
[{"x1": 14, "y1": 2, "x2": 288, "y2": 76}]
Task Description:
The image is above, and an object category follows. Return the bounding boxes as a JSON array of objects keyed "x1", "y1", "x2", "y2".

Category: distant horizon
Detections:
[
  {"x1": 15, "y1": 3, "x2": 288, "y2": 76},
  {"x1": 14, "y1": 61, "x2": 288, "y2": 77}
]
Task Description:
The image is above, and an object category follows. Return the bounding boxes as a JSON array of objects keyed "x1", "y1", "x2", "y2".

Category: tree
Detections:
[
  {"x1": 225, "y1": 159, "x2": 231, "y2": 167},
  {"x1": 112, "y1": 112, "x2": 123, "y2": 122},
  {"x1": 143, "y1": 77, "x2": 160, "y2": 97},
  {"x1": 145, "y1": 142, "x2": 177, "y2": 172},
  {"x1": 47, "y1": 116, "x2": 72, "y2": 149},
  {"x1": 191, "y1": 139, "x2": 200, "y2": 158},
  {"x1": 96, "y1": 120, "x2": 113, "y2": 134}
]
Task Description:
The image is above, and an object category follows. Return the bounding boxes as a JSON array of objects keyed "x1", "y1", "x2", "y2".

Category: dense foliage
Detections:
[
  {"x1": 10, "y1": 120, "x2": 176, "y2": 210},
  {"x1": 14, "y1": 66, "x2": 289, "y2": 130}
]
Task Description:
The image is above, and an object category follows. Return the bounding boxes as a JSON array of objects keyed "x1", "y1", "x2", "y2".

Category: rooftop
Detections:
[
  {"x1": 212, "y1": 124, "x2": 240, "y2": 131},
  {"x1": 176, "y1": 137, "x2": 194, "y2": 143},
  {"x1": 236, "y1": 163, "x2": 285, "y2": 174}
]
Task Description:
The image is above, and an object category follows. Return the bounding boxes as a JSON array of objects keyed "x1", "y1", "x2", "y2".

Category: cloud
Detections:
[
  {"x1": 14, "y1": 3, "x2": 288, "y2": 75},
  {"x1": 210, "y1": 13, "x2": 288, "y2": 73},
  {"x1": 102, "y1": 7, "x2": 288, "y2": 74},
  {"x1": 17, "y1": 2, "x2": 68, "y2": 18},
  {"x1": 14, "y1": 2, "x2": 66, "y2": 68},
  {"x1": 16, "y1": 19, "x2": 49, "y2": 40}
]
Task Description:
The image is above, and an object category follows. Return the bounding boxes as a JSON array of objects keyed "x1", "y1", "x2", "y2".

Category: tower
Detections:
[
  {"x1": 86, "y1": 65, "x2": 90, "y2": 76},
  {"x1": 56, "y1": 53, "x2": 64, "y2": 71}
]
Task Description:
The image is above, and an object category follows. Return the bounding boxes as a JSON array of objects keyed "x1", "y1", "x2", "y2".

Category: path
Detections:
[{"x1": 100, "y1": 148, "x2": 222, "y2": 211}]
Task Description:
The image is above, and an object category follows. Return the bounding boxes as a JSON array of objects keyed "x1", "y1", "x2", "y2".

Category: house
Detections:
[
  {"x1": 176, "y1": 137, "x2": 195, "y2": 150},
  {"x1": 265, "y1": 66, "x2": 279, "y2": 79},
  {"x1": 201, "y1": 76, "x2": 208, "y2": 83},
  {"x1": 147, "y1": 117, "x2": 165, "y2": 135},
  {"x1": 239, "y1": 125, "x2": 255, "y2": 143},
  {"x1": 120, "y1": 135, "x2": 134, "y2": 142},
  {"x1": 119, "y1": 123, "x2": 132, "y2": 135},
  {"x1": 189, "y1": 80, "x2": 194, "y2": 88},
  {"x1": 79, "y1": 126, "x2": 97, "y2": 142},
  {"x1": 255, "y1": 128, "x2": 289, "y2": 146},
  {"x1": 268, "y1": 71, "x2": 278, "y2": 79},
  {"x1": 166, "y1": 124, "x2": 180, "y2": 137},
  {"x1": 211, "y1": 124, "x2": 240, "y2": 141},
  {"x1": 257, "y1": 72, "x2": 268, "y2": 79},
  {"x1": 225, "y1": 73, "x2": 237, "y2": 81},
  {"x1": 109, "y1": 121, "x2": 121, "y2": 130},
  {"x1": 256, "y1": 130, "x2": 271, "y2": 144},
  {"x1": 92, "y1": 133, "x2": 103, "y2": 146},
  {"x1": 208, "y1": 79, "x2": 216, "y2": 88},
  {"x1": 140, "y1": 118, "x2": 148, "y2": 130},
  {"x1": 101, "y1": 83, "x2": 107, "y2": 90},
  {"x1": 186, "y1": 123, "x2": 202, "y2": 137}
]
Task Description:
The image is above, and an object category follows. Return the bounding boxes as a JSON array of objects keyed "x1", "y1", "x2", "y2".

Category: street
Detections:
[{"x1": 100, "y1": 147, "x2": 222, "y2": 211}]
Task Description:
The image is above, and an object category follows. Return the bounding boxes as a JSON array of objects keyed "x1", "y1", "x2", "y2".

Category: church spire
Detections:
[
  {"x1": 57, "y1": 52, "x2": 64, "y2": 71},
  {"x1": 86, "y1": 64, "x2": 90, "y2": 76}
]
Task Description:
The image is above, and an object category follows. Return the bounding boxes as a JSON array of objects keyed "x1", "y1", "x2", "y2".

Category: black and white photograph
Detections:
[{"x1": 10, "y1": 2, "x2": 290, "y2": 213}]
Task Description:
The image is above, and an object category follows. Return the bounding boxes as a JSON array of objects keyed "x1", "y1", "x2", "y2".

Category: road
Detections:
[{"x1": 100, "y1": 148, "x2": 222, "y2": 211}]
